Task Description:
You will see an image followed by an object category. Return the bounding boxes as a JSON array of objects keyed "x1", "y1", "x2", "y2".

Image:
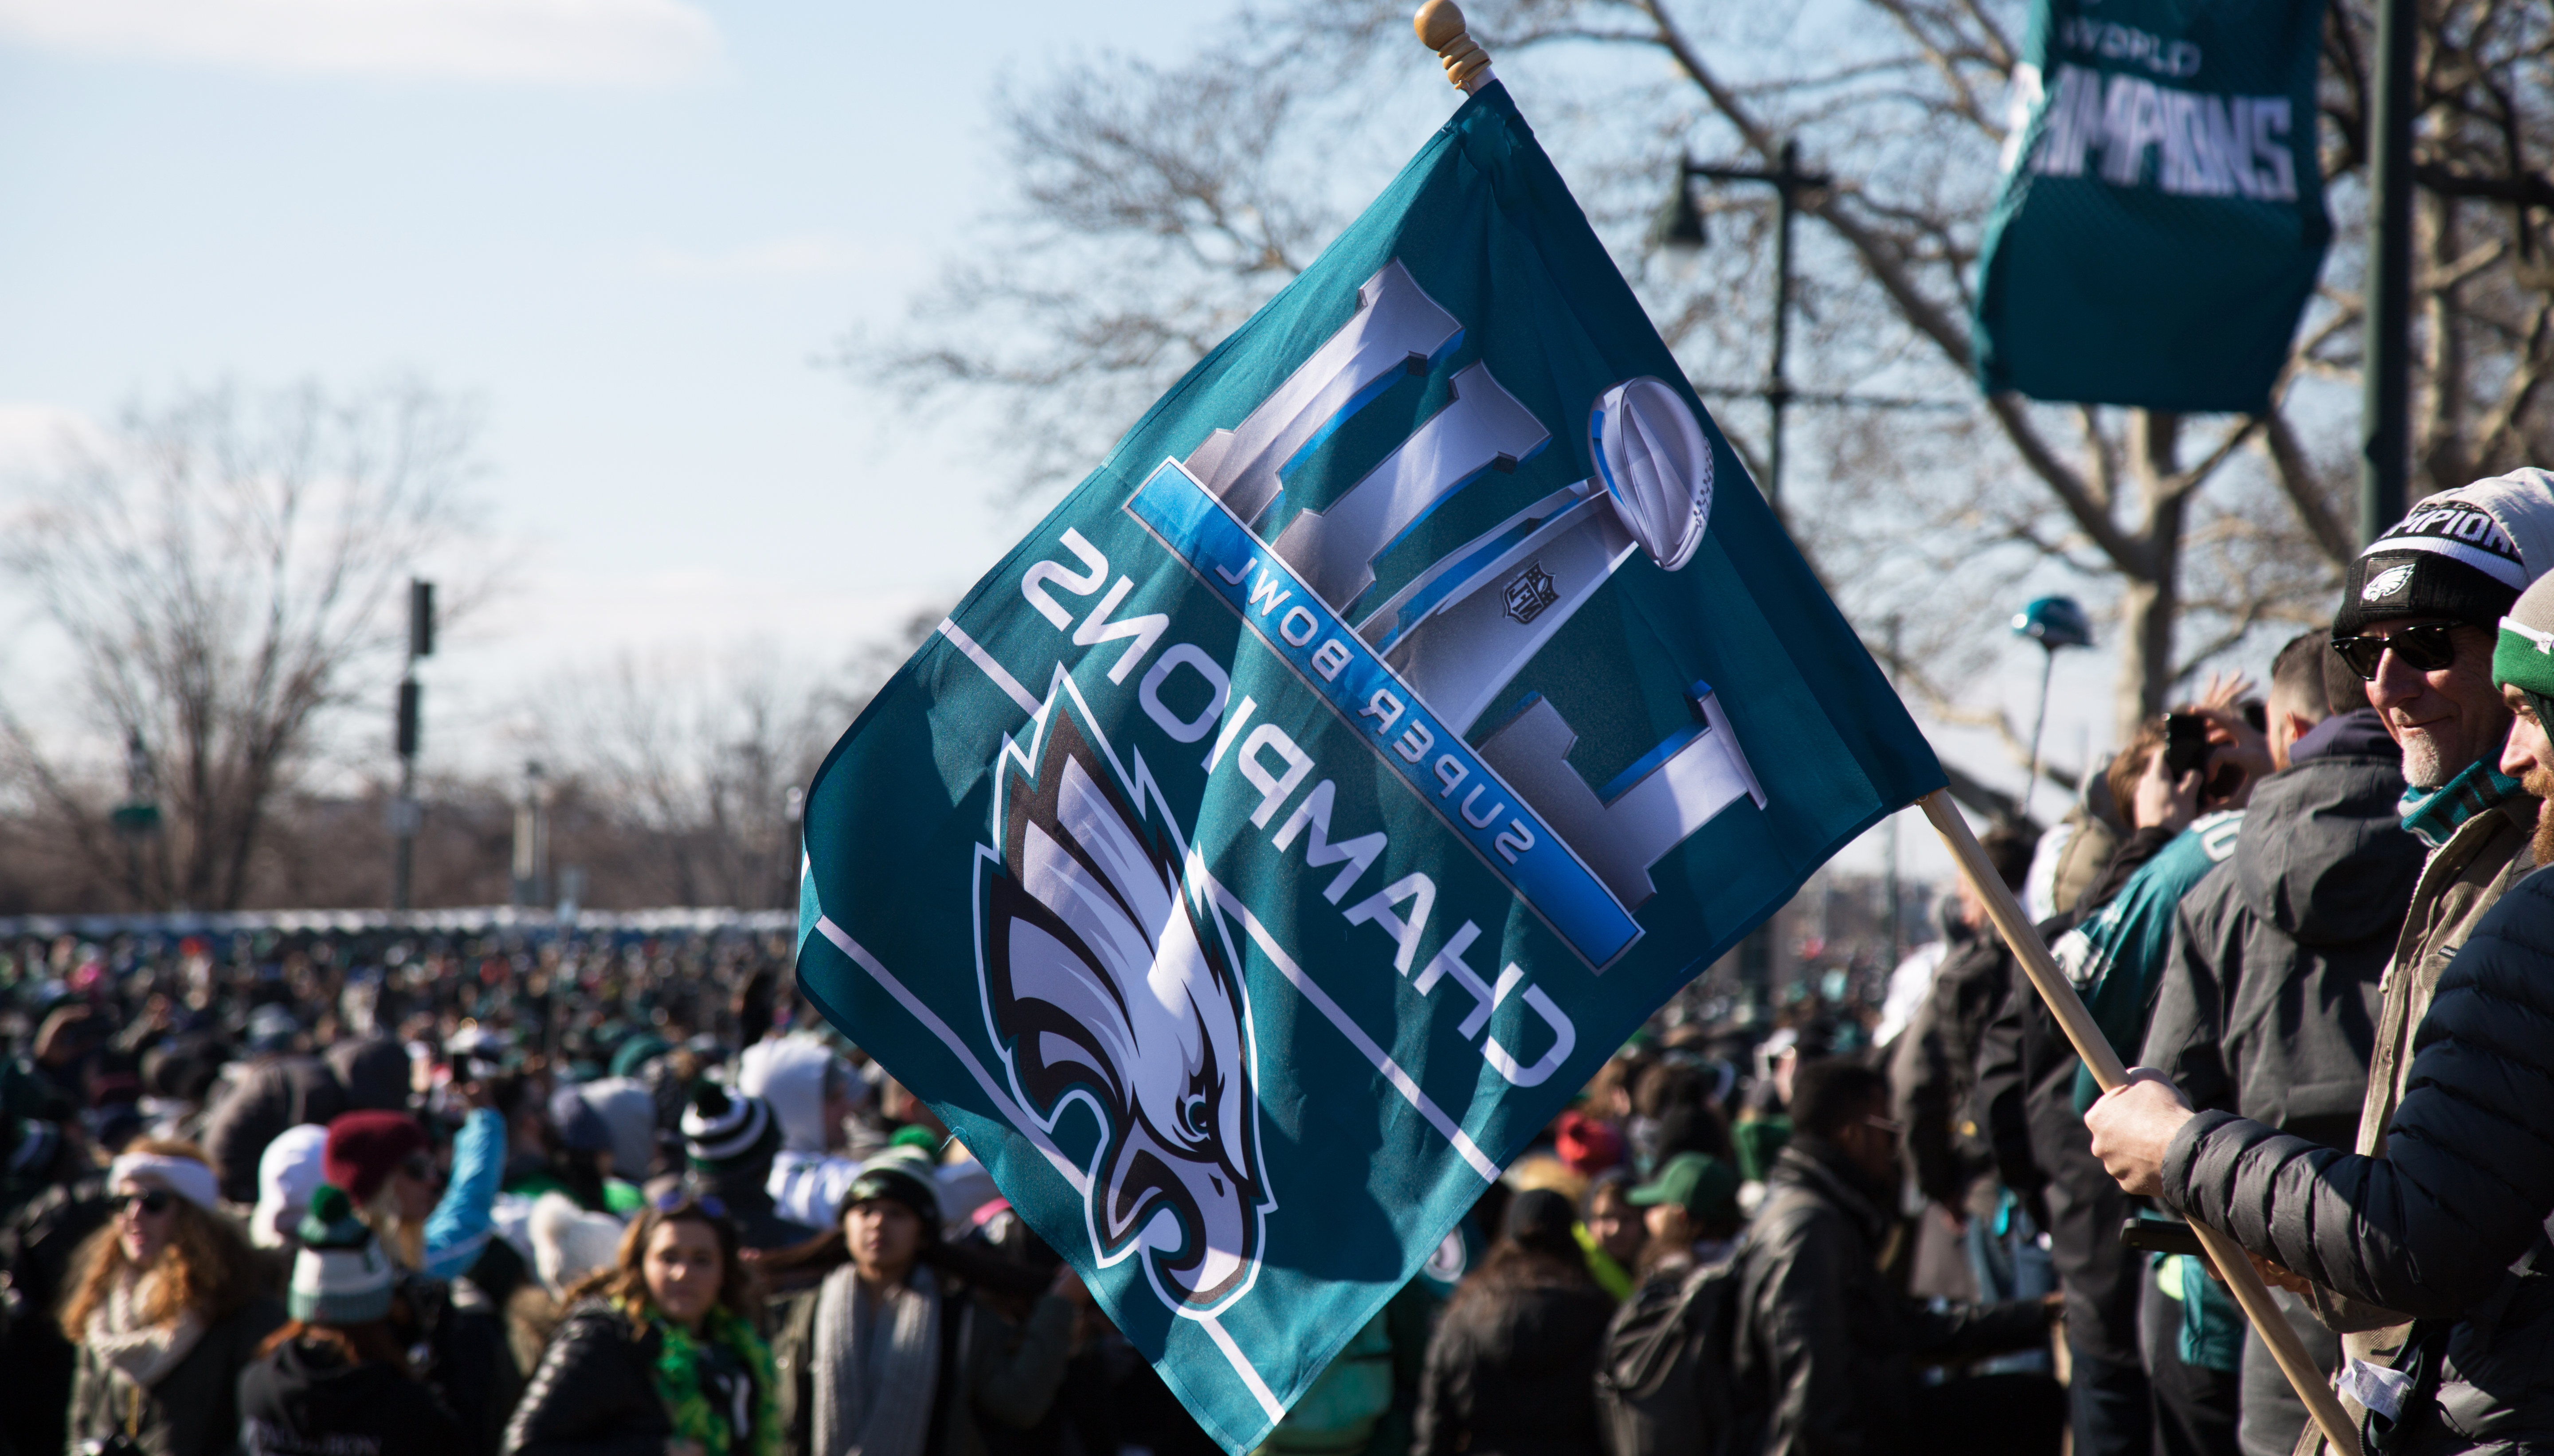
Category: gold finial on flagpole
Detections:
[{"x1": 1414, "y1": 0, "x2": 1493, "y2": 93}]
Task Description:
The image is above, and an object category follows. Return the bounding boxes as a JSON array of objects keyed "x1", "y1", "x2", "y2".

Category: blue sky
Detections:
[{"x1": 0, "y1": 0, "x2": 1252, "y2": 747}]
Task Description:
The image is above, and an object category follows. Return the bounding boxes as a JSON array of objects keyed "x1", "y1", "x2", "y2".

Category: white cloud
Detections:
[{"x1": 0, "y1": 0, "x2": 721, "y2": 86}]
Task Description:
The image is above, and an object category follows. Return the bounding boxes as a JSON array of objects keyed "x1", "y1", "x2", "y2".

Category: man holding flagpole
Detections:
[{"x1": 2090, "y1": 473, "x2": 2554, "y2": 1454}]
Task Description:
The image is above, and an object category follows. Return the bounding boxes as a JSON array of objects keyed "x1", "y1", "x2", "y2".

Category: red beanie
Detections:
[
  {"x1": 324, "y1": 1111, "x2": 428, "y2": 1204},
  {"x1": 1554, "y1": 1110, "x2": 1625, "y2": 1177}
]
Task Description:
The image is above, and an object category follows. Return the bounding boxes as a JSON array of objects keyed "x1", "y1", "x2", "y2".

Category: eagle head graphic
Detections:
[{"x1": 979, "y1": 712, "x2": 1270, "y2": 1314}]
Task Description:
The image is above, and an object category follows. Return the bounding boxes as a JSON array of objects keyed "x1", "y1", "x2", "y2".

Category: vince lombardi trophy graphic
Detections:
[{"x1": 1179, "y1": 262, "x2": 1765, "y2": 919}]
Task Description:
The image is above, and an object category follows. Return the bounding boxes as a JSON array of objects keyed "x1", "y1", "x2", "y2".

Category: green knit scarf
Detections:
[{"x1": 623, "y1": 1296, "x2": 780, "y2": 1456}]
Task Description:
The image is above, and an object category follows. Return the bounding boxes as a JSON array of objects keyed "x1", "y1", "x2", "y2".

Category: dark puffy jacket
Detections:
[
  {"x1": 1729, "y1": 1141, "x2": 2050, "y2": 1455},
  {"x1": 501, "y1": 1299, "x2": 672, "y2": 1456},
  {"x1": 2142, "y1": 731, "x2": 2420, "y2": 1149},
  {"x1": 2162, "y1": 866, "x2": 2554, "y2": 1455},
  {"x1": 1411, "y1": 1270, "x2": 1614, "y2": 1456},
  {"x1": 238, "y1": 1335, "x2": 472, "y2": 1456}
]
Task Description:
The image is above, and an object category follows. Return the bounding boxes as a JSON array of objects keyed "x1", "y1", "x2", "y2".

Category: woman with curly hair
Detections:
[
  {"x1": 60, "y1": 1139, "x2": 285, "y2": 1456},
  {"x1": 502, "y1": 1190, "x2": 778, "y2": 1456}
]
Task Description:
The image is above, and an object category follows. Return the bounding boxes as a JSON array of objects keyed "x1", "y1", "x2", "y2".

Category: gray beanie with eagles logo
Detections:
[{"x1": 2335, "y1": 469, "x2": 2554, "y2": 639}]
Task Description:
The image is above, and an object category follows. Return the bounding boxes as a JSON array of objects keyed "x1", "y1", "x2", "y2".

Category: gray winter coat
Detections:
[
  {"x1": 2142, "y1": 734, "x2": 2421, "y2": 1149},
  {"x1": 2162, "y1": 866, "x2": 2554, "y2": 1455}
]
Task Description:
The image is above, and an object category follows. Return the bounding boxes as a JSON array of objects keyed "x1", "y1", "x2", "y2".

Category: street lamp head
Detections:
[
  {"x1": 1651, "y1": 169, "x2": 1706, "y2": 252},
  {"x1": 2011, "y1": 595, "x2": 2094, "y2": 651}
]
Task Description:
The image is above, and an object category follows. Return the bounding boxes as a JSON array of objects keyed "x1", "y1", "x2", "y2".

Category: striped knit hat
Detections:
[
  {"x1": 2336, "y1": 471, "x2": 2554, "y2": 638},
  {"x1": 2494, "y1": 571, "x2": 2554, "y2": 719},
  {"x1": 681, "y1": 1082, "x2": 776, "y2": 1170},
  {"x1": 290, "y1": 1185, "x2": 396, "y2": 1324}
]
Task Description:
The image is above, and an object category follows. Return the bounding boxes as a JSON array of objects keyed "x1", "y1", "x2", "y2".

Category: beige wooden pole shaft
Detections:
[{"x1": 1917, "y1": 790, "x2": 2362, "y2": 1456}]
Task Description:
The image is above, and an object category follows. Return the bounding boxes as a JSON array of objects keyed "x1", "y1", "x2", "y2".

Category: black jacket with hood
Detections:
[
  {"x1": 2141, "y1": 710, "x2": 2421, "y2": 1149},
  {"x1": 1729, "y1": 1141, "x2": 2051, "y2": 1455},
  {"x1": 2163, "y1": 866, "x2": 2554, "y2": 1455}
]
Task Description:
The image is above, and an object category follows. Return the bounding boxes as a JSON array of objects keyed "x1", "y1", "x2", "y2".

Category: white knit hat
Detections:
[{"x1": 252, "y1": 1124, "x2": 331, "y2": 1250}]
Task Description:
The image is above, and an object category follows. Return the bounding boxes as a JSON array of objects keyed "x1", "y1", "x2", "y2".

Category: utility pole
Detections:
[
  {"x1": 2359, "y1": 0, "x2": 2415, "y2": 543},
  {"x1": 1654, "y1": 138, "x2": 1832, "y2": 513},
  {"x1": 391, "y1": 579, "x2": 433, "y2": 913}
]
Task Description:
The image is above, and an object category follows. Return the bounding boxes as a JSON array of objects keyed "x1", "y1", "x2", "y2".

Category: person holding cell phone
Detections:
[{"x1": 59, "y1": 1139, "x2": 285, "y2": 1456}]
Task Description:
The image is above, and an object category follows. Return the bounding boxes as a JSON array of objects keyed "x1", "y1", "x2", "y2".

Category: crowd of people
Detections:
[{"x1": 8, "y1": 467, "x2": 2554, "y2": 1456}]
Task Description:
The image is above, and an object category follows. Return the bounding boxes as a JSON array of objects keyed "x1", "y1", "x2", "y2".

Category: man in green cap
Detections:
[{"x1": 1626, "y1": 1150, "x2": 1745, "y2": 1271}]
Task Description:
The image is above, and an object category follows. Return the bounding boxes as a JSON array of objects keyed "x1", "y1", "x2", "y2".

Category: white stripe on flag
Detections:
[
  {"x1": 811, "y1": 914, "x2": 1089, "y2": 1196},
  {"x1": 938, "y1": 617, "x2": 1042, "y2": 714},
  {"x1": 1196, "y1": 1312, "x2": 1288, "y2": 1423},
  {"x1": 1197, "y1": 869, "x2": 1503, "y2": 1182}
]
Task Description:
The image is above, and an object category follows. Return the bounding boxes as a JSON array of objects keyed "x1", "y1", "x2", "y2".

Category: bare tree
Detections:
[
  {"x1": 0, "y1": 379, "x2": 489, "y2": 910},
  {"x1": 856, "y1": 0, "x2": 2554, "y2": 769},
  {"x1": 524, "y1": 611, "x2": 939, "y2": 908}
]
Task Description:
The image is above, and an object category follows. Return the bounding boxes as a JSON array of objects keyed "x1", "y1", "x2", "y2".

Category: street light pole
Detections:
[
  {"x1": 2359, "y1": 0, "x2": 2416, "y2": 543},
  {"x1": 1657, "y1": 138, "x2": 1831, "y2": 512}
]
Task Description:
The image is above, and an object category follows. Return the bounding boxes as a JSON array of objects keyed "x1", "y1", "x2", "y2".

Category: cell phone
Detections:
[
  {"x1": 2119, "y1": 1217, "x2": 2205, "y2": 1257},
  {"x1": 2162, "y1": 712, "x2": 2213, "y2": 780}
]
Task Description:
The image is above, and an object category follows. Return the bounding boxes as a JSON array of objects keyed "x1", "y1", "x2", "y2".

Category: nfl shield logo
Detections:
[{"x1": 1502, "y1": 562, "x2": 1559, "y2": 624}]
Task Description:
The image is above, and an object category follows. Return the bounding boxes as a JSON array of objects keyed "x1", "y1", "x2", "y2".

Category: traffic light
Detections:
[
  {"x1": 409, "y1": 579, "x2": 435, "y2": 659},
  {"x1": 396, "y1": 681, "x2": 421, "y2": 758}
]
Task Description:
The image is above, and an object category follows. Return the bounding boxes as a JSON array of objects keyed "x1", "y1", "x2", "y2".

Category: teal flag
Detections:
[
  {"x1": 1972, "y1": 0, "x2": 2331, "y2": 410},
  {"x1": 796, "y1": 80, "x2": 1940, "y2": 1451}
]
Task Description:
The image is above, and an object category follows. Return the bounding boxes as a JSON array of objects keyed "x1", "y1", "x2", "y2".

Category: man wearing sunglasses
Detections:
[{"x1": 2088, "y1": 521, "x2": 2554, "y2": 1455}]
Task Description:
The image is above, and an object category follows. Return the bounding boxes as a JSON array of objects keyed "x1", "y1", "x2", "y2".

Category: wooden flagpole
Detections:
[{"x1": 1918, "y1": 790, "x2": 2361, "y2": 1456}]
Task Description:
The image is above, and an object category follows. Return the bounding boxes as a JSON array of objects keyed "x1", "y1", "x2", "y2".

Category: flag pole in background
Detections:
[{"x1": 1917, "y1": 789, "x2": 2361, "y2": 1456}]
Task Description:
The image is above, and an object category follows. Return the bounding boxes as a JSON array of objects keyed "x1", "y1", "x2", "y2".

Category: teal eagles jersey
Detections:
[{"x1": 2061, "y1": 810, "x2": 2245, "y2": 1114}]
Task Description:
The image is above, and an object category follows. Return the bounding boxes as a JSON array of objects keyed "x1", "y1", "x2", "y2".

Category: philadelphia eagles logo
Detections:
[
  {"x1": 2363, "y1": 562, "x2": 2416, "y2": 601},
  {"x1": 975, "y1": 702, "x2": 1272, "y2": 1315}
]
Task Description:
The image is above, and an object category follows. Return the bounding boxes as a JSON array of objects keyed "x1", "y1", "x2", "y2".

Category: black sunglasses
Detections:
[
  {"x1": 652, "y1": 1188, "x2": 728, "y2": 1219},
  {"x1": 117, "y1": 1189, "x2": 175, "y2": 1216},
  {"x1": 2332, "y1": 622, "x2": 2460, "y2": 681}
]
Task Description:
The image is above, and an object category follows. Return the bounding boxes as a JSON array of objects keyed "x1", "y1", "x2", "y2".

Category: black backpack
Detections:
[{"x1": 1594, "y1": 1258, "x2": 1740, "y2": 1456}]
